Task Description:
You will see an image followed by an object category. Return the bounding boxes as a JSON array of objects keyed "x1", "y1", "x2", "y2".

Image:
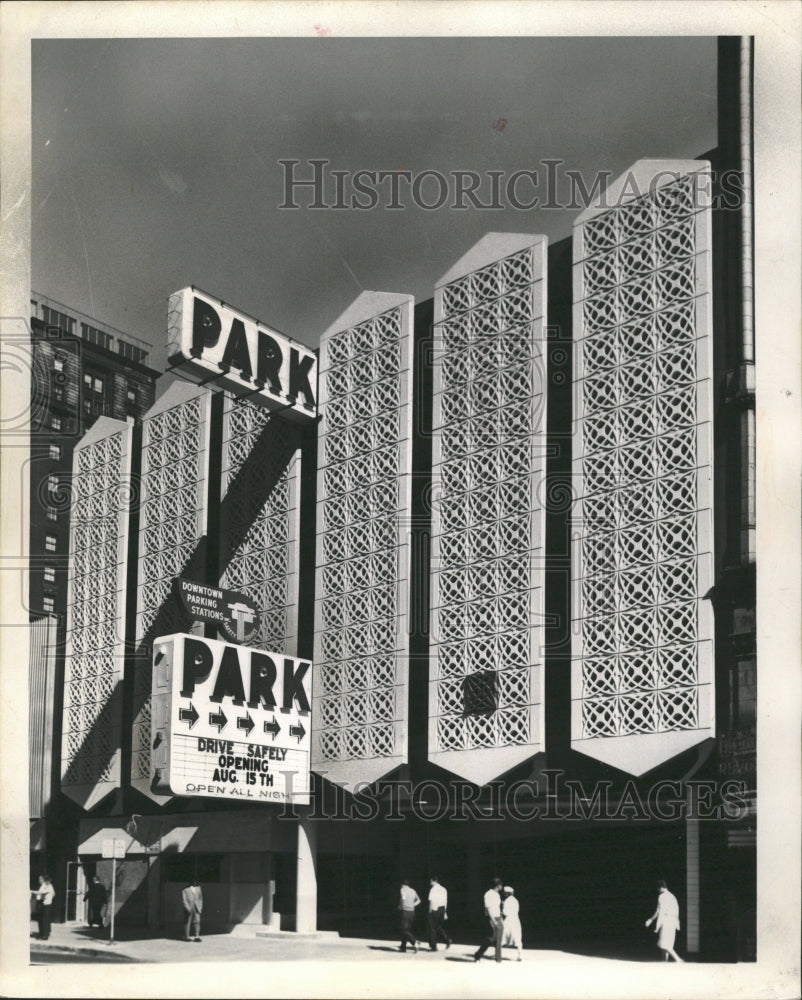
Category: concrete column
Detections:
[
  {"x1": 263, "y1": 853, "x2": 275, "y2": 927},
  {"x1": 686, "y1": 812, "x2": 701, "y2": 954},
  {"x1": 295, "y1": 810, "x2": 317, "y2": 933}
]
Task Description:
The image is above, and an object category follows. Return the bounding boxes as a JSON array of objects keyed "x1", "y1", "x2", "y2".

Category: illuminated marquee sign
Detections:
[
  {"x1": 150, "y1": 633, "x2": 312, "y2": 804},
  {"x1": 167, "y1": 287, "x2": 317, "y2": 421},
  {"x1": 174, "y1": 578, "x2": 259, "y2": 644}
]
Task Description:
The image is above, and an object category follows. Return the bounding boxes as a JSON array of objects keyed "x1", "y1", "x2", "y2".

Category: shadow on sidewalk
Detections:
[{"x1": 31, "y1": 922, "x2": 239, "y2": 946}]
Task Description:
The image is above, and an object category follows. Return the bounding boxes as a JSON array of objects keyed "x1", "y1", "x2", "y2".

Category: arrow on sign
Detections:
[
  {"x1": 209, "y1": 708, "x2": 228, "y2": 733},
  {"x1": 289, "y1": 720, "x2": 306, "y2": 742},
  {"x1": 237, "y1": 713, "x2": 255, "y2": 738},
  {"x1": 264, "y1": 717, "x2": 280, "y2": 740},
  {"x1": 179, "y1": 704, "x2": 199, "y2": 729}
]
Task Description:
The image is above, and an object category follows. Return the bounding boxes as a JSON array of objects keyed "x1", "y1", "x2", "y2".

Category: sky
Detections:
[{"x1": 31, "y1": 36, "x2": 717, "y2": 375}]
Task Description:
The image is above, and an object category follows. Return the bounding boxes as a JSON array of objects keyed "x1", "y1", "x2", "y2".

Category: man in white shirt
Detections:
[
  {"x1": 473, "y1": 877, "x2": 504, "y2": 963},
  {"x1": 397, "y1": 879, "x2": 421, "y2": 953},
  {"x1": 33, "y1": 874, "x2": 56, "y2": 940},
  {"x1": 427, "y1": 876, "x2": 452, "y2": 952}
]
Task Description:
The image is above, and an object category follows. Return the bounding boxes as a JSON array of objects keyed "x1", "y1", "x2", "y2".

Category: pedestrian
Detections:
[
  {"x1": 83, "y1": 874, "x2": 108, "y2": 928},
  {"x1": 645, "y1": 879, "x2": 684, "y2": 962},
  {"x1": 501, "y1": 886, "x2": 523, "y2": 961},
  {"x1": 32, "y1": 874, "x2": 55, "y2": 940},
  {"x1": 427, "y1": 876, "x2": 452, "y2": 952},
  {"x1": 473, "y1": 877, "x2": 504, "y2": 963},
  {"x1": 182, "y1": 878, "x2": 203, "y2": 942},
  {"x1": 397, "y1": 878, "x2": 421, "y2": 953}
]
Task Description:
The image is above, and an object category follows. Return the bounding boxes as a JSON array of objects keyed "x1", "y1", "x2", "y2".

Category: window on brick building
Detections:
[
  {"x1": 45, "y1": 534, "x2": 57, "y2": 552},
  {"x1": 118, "y1": 341, "x2": 149, "y2": 365},
  {"x1": 84, "y1": 371, "x2": 106, "y2": 416},
  {"x1": 46, "y1": 506, "x2": 58, "y2": 522},
  {"x1": 80, "y1": 323, "x2": 113, "y2": 351},
  {"x1": 49, "y1": 444, "x2": 61, "y2": 460},
  {"x1": 42, "y1": 597, "x2": 55, "y2": 613},
  {"x1": 51, "y1": 416, "x2": 62, "y2": 431},
  {"x1": 43, "y1": 566, "x2": 56, "y2": 583},
  {"x1": 42, "y1": 307, "x2": 75, "y2": 334}
]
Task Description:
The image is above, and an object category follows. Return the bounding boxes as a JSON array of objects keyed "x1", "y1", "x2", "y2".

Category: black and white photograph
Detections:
[{"x1": 1, "y1": 3, "x2": 799, "y2": 998}]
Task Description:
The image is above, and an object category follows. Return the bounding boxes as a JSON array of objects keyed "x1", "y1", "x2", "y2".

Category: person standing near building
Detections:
[
  {"x1": 501, "y1": 886, "x2": 523, "y2": 961},
  {"x1": 427, "y1": 876, "x2": 452, "y2": 952},
  {"x1": 645, "y1": 879, "x2": 684, "y2": 962},
  {"x1": 182, "y1": 878, "x2": 203, "y2": 942},
  {"x1": 473, "y1": 877, "x2": 504, "y2": 963},
  {"x1": 397, "y1": 878, "x2": 421, "y2": 953},
  {"x1": 83, "y1": 874, "x2": 108, "y2": 928},
  {"x1": 32, "y1": 874, "x2": 55, "y2": 940}
]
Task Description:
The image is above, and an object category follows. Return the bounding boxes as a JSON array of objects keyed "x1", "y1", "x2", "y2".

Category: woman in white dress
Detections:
[
  {"x1": 645, "y1": 880, "x2": 683, "y2": 962},
  {"x1": 501, "y1": 886, "x2": 523, "y2": 961}
]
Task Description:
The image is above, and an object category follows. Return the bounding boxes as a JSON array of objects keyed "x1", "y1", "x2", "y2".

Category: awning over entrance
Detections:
[{"x1": 77, "y1": 810, "x2": 296, "y2": 856}]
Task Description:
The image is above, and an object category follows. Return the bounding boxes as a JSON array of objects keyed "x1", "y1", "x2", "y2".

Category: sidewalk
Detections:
[
  {"x1": 21, "y1": 923, "x2": 744, "y2": 1000},
  {"x1": 30, "y1": 920, "x2": 602, "y2": 965},
  {"x1": 31, "y1": 921, "x2": 352, "y2": 964}
]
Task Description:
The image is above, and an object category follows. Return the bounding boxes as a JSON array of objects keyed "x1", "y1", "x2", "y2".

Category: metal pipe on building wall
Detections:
[
  {"x1": 739, "y1": 37, "x2": 756, "y2": 566},
  {"x1": 739, "y1": 36, "x2": 755, "y2": 368}
]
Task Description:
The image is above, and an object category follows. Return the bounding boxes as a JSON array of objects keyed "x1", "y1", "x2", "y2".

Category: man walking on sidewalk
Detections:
[
  {"x1": 397, "y1": 879, "x2": 421, "y2": 953},
  {"x1": 473, "y1": 877, "x2": 504, "y2": 963},
  {"x1": 427, "y1": 876, "x2": 452, "y2": 952},
  {"x1": 33, "y1": 874, "x2": 56, "y2": 940},
  {"x1": 84, "y1": 874, "x2": 108, "y2": 928}
]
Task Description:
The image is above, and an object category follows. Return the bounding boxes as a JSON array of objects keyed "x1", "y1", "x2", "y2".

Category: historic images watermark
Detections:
[
  {"x1": 275, "y1": 769, "x2": 752, "y2": 824},
  {"x1": 277, "y1": 159, "x2": 745, "y2": 212}
]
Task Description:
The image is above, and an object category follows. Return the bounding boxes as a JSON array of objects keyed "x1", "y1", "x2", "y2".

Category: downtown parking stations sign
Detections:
[{"x1": 150, "y1": 634, "x2": 312, "y2": 804}]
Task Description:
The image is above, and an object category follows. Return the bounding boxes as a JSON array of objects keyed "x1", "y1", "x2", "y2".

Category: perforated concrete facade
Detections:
[
  {"x1": 429, "y1": 234, "x2": 548, "y2": 785},
  {"x1": 571, "y1": 160, "x2": 715, "y2": 775}
]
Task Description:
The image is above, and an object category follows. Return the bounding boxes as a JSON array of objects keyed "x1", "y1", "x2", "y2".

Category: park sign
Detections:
[
  {"x1": 150, "y1": 633, "x2": 312, "y2": 805},
  {"x1": 174, "y1": 578, "x2": 259, "y2": 644},
  {"x1": 166, "y1": 287, "x2": 317, "y2": 421}
]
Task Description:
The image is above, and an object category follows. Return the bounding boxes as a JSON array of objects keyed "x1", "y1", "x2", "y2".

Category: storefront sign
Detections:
[
  {"x1": 166, "y1": 287, "x2": 317, "y2": 421},
  {"x1": 174, "y1": 578, "x2": 259, "y2": 643},
  {"x1": 718, "y1": 726, "x2": 756, "y2": 789},
  {"x1": 151, "y1": 633, "x2": 311, "y2": 805}
]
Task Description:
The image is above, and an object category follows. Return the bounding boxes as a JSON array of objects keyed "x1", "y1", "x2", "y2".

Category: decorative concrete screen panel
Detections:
[
  {"x1": 61, "y1": 418, "x2": 133, "y2": 809},
  {"x1": 30, "y1": 615, "x2": 58, "y2": 818},
  {"x1": 218, "y1": 395, "x2": 302, "y2": 656},
  {"x1": 131, "y1": 382, "x2": 212, "y2": 802},
  {"x1": 429, "y1": 234, "x2": 547, "y2": 786},
  {"x1": 312, "y1": 292, "x2": 414, "y2": 787},
  {"x1": 571, "y1": 160, "x2": 715, "y2": 775}
]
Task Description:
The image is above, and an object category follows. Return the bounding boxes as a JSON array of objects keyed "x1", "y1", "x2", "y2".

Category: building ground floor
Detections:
[
  {"x1": 30, "y1": 789, "x2": 755, "y2": 962},
  {"x1": 312, "y1": 804, "x2": 755, "y2": 962}
]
